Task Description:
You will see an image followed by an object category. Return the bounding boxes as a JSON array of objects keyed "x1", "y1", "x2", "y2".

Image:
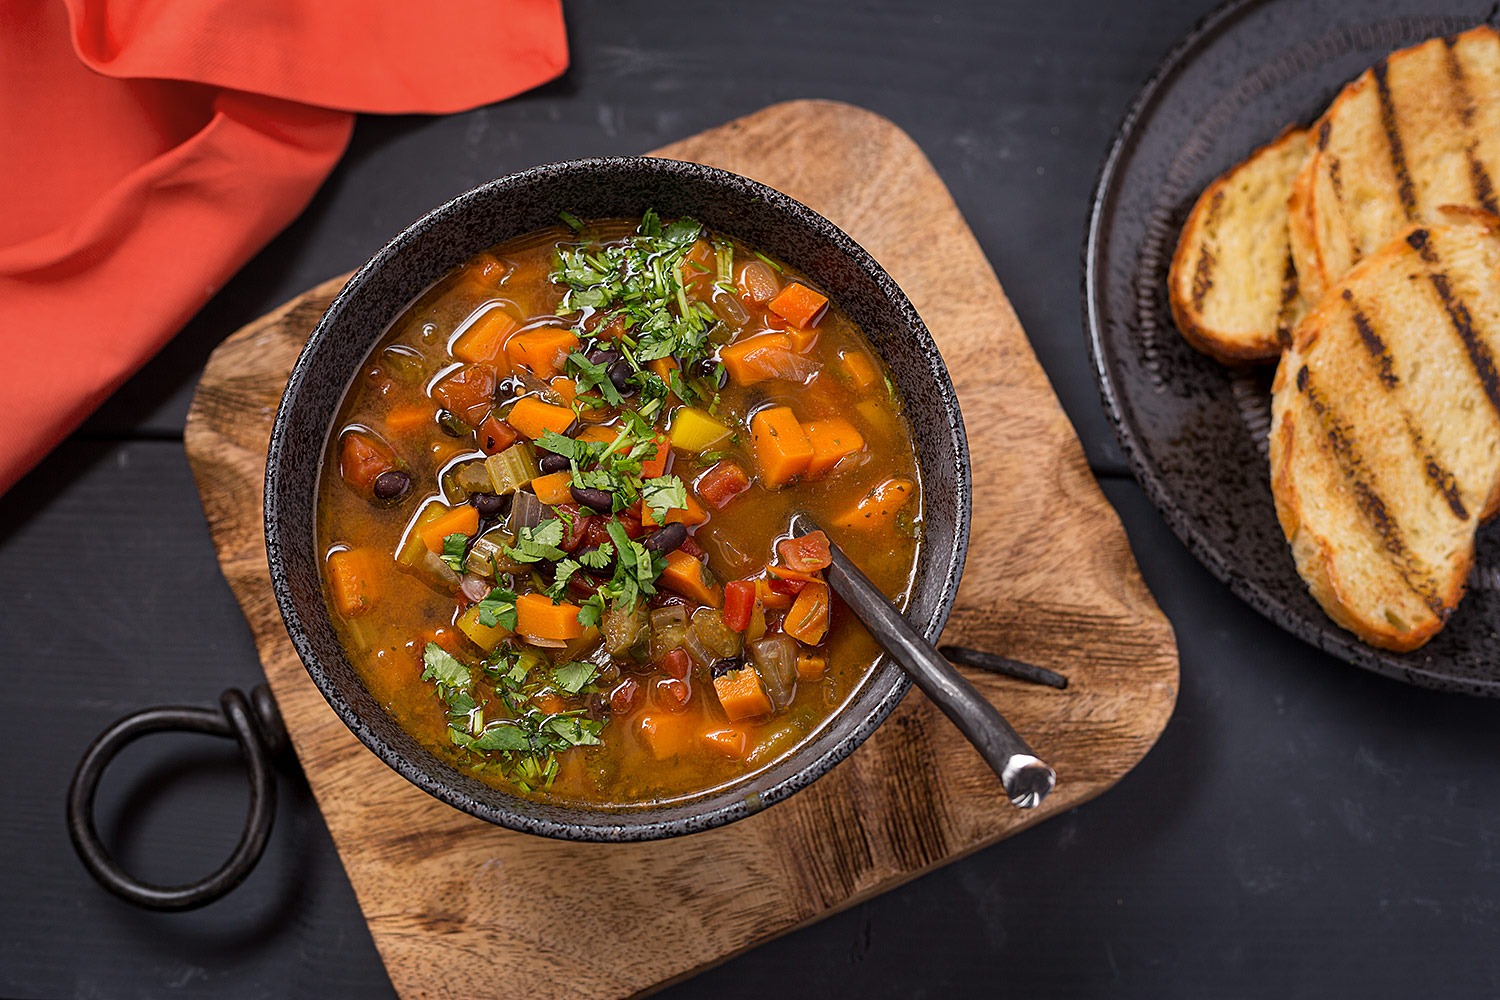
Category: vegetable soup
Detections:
[{"x1": 317, "y1": 212, "x2": 923, "y2": 804}]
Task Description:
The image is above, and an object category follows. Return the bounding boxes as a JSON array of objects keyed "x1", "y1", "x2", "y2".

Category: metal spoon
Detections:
[{"x1": 791, "y1": 512, "x2": 1056, "y2": 808}]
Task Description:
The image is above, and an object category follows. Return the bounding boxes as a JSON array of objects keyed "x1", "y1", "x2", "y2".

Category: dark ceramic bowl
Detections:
[{"x1": 265, "y1": 156, "x2": 971, "y2": 841}]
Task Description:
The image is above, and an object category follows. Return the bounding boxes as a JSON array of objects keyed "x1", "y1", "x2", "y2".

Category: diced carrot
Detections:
[
  {"x1": 432, "y1": 364, "x2": 497, "y2": 425},
  {"x1": 506, "y1": 328, "x2": 579, "y2": 377},
  {"x1": 768, "y1": 282, "x2": 829, "y2": 328},
  {"x1": 778, "y1": 531, "x2": 832, "y2": 573},
  {"x1": 463, "y1": 253, "x2": 510, "y2": 287},
  {"x1": 797, "y1": 654, "x2": 828, "y2": 681},
  {"x1": 416, "y1": 504, "x2": 479, "y2": 553},
  {"x1": 530, "y1": 470, "x2": 574, "y2": 505},
  {"x1": 834, "y1": 477, "x2": 917, "y2": 532},
  {"x1": 339, "y1": 430, "x2": 396, "y2": 491},
  {"x1": 640, "y1": 433, "x2": 671, "y2": 478},
  {"x1": 507, "y1": 396, "x2": 575, "y2": 440},
  {"x1": 660, "y1": 550, "x2": 723, "y2": 607},
  {"x1": 641, "y1": 492, "x2": 707, "y2": 527},
  {"x1": 701, "y1": 727, "x2": 748, "y2": 759},
  {"x1": 327, "y1": 549, "x2": 377, "y2": 618},
  {"x1": 713, "y1": 667, "x2": 772, "y2": 722},
  {"x1": 383, "y1": 404, "x2": 434, "y2": 435},
  {"x1": 787, "y1": 326, "x2": 819, "y2": 354},
  {"x1": 550, "y1": 376, "x2": 578, "y2": 405},
  {"x1": 783, "y1": 580, "x2": 830, "y2": 645},
  {"x1": 514, "y1": 593, "x2": 586, "y2": 640},
  {"x1": 719, "y1": 333, "x2": 792, "y2": 386},
  {"x1": 452, "y1": 308, "x2": 518, "y2": 365},
  {"x1": 757, "y1": 577, "x2": 794, "y2": 610},
  {"x1": 477, "y1": 414, "x2": 521, "y2": 455},
  {"x1": 638, "y1": 713, "x2": 699, "y2": 760},
  {"x1": 577, "y1": 424, "x2": 619, "y2": 445},
  {"x1": 839, "y1": 349, "x2": 880, "y2": 390},
  {"x1": 749, "y1": 406, "x2": 813, "y2": 487},
  {"x1": 766, "y1": 563, "x2": 816, "y2": 588},
  {"x1": 723, "y1": 580, "x2": 757, "y2": 632},
  {"x1": 802, "y1": 418, "x2": 865, "y2": 479},
  {"x1": 649, "y1": 356, "x2": 679, "y2": 383},
  {"x1": 696, "y1": 461, "x2": 751, "y2": 509}
]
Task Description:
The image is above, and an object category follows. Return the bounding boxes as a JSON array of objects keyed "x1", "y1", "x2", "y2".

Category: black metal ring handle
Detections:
[{"x1": 66, "y1": 684, "x2": 288, "y2": 911}]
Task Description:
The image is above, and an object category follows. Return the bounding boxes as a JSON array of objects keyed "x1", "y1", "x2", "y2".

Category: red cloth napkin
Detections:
[{"x1": 0, "y1": 0, "x2": 568, "y2": 494}]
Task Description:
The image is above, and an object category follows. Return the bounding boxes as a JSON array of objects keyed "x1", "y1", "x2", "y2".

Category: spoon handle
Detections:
[{"x1": 794, "y1": 515, "x2": 1056, "y2": 808}]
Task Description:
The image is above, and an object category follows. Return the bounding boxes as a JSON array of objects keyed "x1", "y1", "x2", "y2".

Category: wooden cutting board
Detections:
[{"x1": 185, "y1": 100, "x2": 1178, "y2": 999}]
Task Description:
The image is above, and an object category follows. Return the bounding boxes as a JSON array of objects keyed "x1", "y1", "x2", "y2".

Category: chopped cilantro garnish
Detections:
[
  {"x1": 475, "y1": 587, "x2": 518, "y2": 630},
  {"x1": 641, "y1": 475, "x2": 688, "y2": 523},
  {"x1": 552, "y1": 660, "x2": 599, "y2": 695},
  {"x1": 440, "y1": 532, "x2": 468, "y2": 573},
  {"x1": 421, "y1": 642, "x2": 470, "y2": 690},
  {"x1": 506, "y1": 518, "x2": 568, "y2": 564}
]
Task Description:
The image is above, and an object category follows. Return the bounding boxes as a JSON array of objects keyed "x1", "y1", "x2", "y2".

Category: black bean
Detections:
[
  {"x1": 570, "y1": 485, "x2": 614, "y2": 512},
  {"x1": 642, "y1": 522, "x2": 688, "y2": 553},
  {"x1": 538, "y1": 452, "x2": 570, "y2": 474},
  {"x1": 470, "y1": 492, "x2": 509, "y2": 518},
  {"x1": 586, "y1": 347, "x2": 622, "y2": 367},
  {"x1": 710, "y1": 657, "x2": 744, "y2": 678},
  {"x1": 607, "y1": 360, "x2": 635, "y2": 395},
  {"x1": 372, "y1": 470, "x2": 411, "y2": 501}
]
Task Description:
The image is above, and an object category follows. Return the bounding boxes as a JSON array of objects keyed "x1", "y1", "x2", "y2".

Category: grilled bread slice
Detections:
[
  {"x1": 1169, "y1": 127, "x2": 1310, "y2": 362},
  {"x1": 1270, "y1": 219, "x2": 1500, "y2": 651},
  {"x1": 1289, "y1": 25, "x2": 1500, "y2": 307}
]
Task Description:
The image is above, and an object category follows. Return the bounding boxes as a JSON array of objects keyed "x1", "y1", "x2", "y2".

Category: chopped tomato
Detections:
[
  {"x1": 432, "y1": 363, "x2": 497, "y2": 425},
  {"x1": 555, "y1": 506, "x2": 592, "y2": 552},
  {"x1": 723, "y1": 580, "x2": 757, "y2": 632},
  {"x1": 477, "y1": 414, "x2": 520, "y2": 455},
  {"x1": 696, "y1": 461, "x2": 752, "y2": 509},
  {"x1": 660, "y1": 647, "x2": 691, "y2": 681},
  {"x1": 678, "y1": 534, "x2": 705, "y2": 559},
  {"x1": 777, "y1": 531, "x2": 832, "y2": 573},
  {"x1": 654, "y1": 677, "x2": 691, "y2": 712},
  {"x1": 610, "y1": 678, "x2": 641, "y2": 715},
  {"x1": 767, "y1": 575, "x2": 808, "y2": 597},
  {"x1": 584, "y1": 517, "x2": 614, "y2": 548},
  {"x1": 339, "y1": 430, "x2": 396, "y2": 491}
]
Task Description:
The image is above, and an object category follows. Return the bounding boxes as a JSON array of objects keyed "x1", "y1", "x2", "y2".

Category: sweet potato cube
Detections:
[
  {"x1": 749, "y1": 406, "x2": 813, "y2": 487},
  {"x1": 802, "y1": 418, "x2": 865, "y2": 479}
]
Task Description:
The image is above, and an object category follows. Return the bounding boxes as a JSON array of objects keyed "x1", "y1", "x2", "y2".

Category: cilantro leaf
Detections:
[
  {"x1": 421, "y1": 642, "x2": 470, "y2": 690},
  {"x1": 505, "y1": 518, "x2": 567, "y2": 564},
  {"x1": 552, "y1": 660, "x2": 599, "y2": 695},
  {"x1": 544, "y1": 715, "x2": 604, "y2": 746},
  {"x1": 577, "y1": 593, "x2": 606, "y2": 629},
  {"x1": 440, "y1": 532, "x2": 469, "y2": 573},
  {"x1": 579, "y1": 542, "x2": 614, "y2": 569},
  {"x1": 471, "y1": 724, "x2": 531, "y2": 752},
  {"x1": 566, "y1": 351, "x2": 625, "y2": 407},
  {"x1": 641, "y1": 475, "x2": 688, "y2": 523},
  {"x1": 475, "y1": 587, "x2": 518, "y2": 630}
]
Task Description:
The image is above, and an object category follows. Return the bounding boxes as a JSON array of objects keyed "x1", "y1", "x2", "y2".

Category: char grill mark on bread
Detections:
[
  {"x1": 1406, "y1": 227, "x2": 1500, "y2": 418},
  {"x1": 1373, "y1": 59, "x2": 1419, "y2": 221},
  {"x1": 1271, "y1": 220, "x2": 1500, "y2": 650},
  {"x1": 1168, "y1": 127, "x2": 1311, "y2": 362},
  {"x1": 1442, "y1": 34, "x2": 1500, "y2": 214}
]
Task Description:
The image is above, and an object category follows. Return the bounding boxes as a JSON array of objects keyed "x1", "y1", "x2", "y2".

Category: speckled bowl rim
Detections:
[
  {"x1": 1082, "y1": 0, "x2": 1500, "y2": 695},
  {"x1": 266, "y1": 156, "x2": 972, "y2": 840}
]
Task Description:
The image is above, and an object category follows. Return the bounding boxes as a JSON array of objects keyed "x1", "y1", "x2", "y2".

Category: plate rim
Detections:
[{"x1": 1081, "y1": 0, "x2": 1500, "y2": 695}]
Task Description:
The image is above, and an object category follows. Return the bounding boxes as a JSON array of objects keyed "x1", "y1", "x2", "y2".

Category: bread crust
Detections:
[{"x1": 1169, "y1": 126, "x2": 1310, "y2": 364}]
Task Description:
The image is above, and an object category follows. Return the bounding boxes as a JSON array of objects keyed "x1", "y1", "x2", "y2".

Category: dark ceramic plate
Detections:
[
  {"x1": 266, "y1": 157, "x2": 972, "y2": 840},
  {"x1": 1085, "y1": 0, "x2": 1500, "y2": 695}
]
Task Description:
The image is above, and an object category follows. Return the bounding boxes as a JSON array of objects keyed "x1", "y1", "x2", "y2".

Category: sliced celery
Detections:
[{"x1": 485, "y1": 441, "x2": 538, "y2": 495}]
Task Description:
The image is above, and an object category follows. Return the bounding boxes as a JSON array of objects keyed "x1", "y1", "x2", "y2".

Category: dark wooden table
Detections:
[{"x1": 5, "y1": 1, "x2": 1500, "y2": 996}]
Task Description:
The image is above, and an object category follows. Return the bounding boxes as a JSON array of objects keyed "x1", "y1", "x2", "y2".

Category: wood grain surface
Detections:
[{"x1": 184, "y1": 100, "x2": 1178, "y2": 999}]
